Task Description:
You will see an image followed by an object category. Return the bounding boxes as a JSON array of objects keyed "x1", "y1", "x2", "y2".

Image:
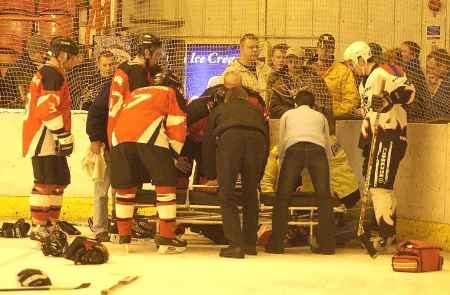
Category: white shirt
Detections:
[{"x1": 279, "y1": 105, "x2": 331, "y2": 162}]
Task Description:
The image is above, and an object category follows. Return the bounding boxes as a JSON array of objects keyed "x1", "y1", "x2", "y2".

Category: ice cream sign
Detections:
[{"x1": 185, "y1": 44, "x2": 240, "y2": 98}]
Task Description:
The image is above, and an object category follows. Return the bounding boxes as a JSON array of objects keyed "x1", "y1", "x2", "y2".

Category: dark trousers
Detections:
[
  {"x1": 270, "y1": 142, "x2": 336, "y2": 251},
  {"x1": 216, "y1": 129, "x2": 267, "y2": 248}
]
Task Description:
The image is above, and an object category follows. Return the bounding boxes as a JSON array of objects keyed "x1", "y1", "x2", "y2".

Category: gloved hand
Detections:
[
  {"x1": 175, "y1": 156, "x2": 193, "y2": 175},
  {"x1": 52, "y1": 129, "x2": 74, "y2": 156}
]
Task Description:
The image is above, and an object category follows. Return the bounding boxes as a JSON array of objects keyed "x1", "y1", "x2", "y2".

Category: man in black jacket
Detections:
[
  {"x1": 86, "y1": 79, "x2": 112, "y2": 241},
  {"x1": 202, "y1": 86, "x2": 269, "y2": 258}
]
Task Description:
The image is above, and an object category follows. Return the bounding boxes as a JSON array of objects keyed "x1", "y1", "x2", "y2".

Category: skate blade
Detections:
[{"x1": 157, "y1": 245, "x2": 186, "y2": 254}]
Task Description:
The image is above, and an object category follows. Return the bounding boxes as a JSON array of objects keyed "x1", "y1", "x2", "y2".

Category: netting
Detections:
[{"x1": 0, "y1": 0, "x2": 448, "y2": 121}]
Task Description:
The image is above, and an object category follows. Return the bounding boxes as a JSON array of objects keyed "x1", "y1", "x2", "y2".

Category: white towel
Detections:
[{"x1": 81, "y1": 145, "x2": 107, "y2": 182}]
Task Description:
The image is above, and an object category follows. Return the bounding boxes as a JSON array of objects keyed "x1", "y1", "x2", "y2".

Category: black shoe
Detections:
[
  {"x1": 310, "y1": 246, "x2": 335, "y2": 255},
  {"x1": 95, "y1": 231, "x2": 110, "y2": 242},
  {"x1": 119, "y1": 235, "x2": 131, "y2": 244},
  {"x1": 219, "y1": 246, "x2": 245, "y2": 259},
  {"x1": 244, "y1": 247, "x2": 258, "y2": 255},
  {"x1": 265, "y1": 245, "x2": 284, "y2": 254}
]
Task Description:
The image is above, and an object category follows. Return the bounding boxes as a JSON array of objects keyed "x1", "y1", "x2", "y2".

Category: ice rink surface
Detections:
[{"x1": 0, "y1": 228, "x2": 449, "y2": 295}]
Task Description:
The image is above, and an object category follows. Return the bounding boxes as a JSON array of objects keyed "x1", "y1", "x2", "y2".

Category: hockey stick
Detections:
[
  {"x1": 357, "y1": 112, "x2": 381, "y2": 259},
  {"x1": 101, "y1": 275, "x2": 139, "y2": 295},
  {"x1": 0, "y1": 283, "x2": 90, "y2": 292}
]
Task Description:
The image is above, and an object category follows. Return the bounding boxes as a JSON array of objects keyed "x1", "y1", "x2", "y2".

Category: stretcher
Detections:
[{"x1": 132, "y1": 162, "x2": 345, "y2": 244}]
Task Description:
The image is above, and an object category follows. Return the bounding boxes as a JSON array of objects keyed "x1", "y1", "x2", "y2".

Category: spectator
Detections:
[
  {"x1": 79, "y1": 50, "x2": 115, "y2": 110},
  {"x1": 223, "y1": 33, "x2": 269, "y2": 104},
  {"x1": 400, "y1": 41, "x2": 430, "y2": 121},
  {"x1": 285, "y1": 47, "x2": 302, "y2": 75},
  {"x1": 369, "y1": 42, "x2": 383, "y2": 64},
  {"x1": 270, "y1": 43, "x2": 288, "y2": 72},
  {"x1": 313, "y1": 33, "x2": 360, "y2": 119},
  {"x1": 426, "y1": 48, "x2": 450, "y2": 120},
  {"x1": 383, "y1": 48, "x2": 403, "y2": 68}
]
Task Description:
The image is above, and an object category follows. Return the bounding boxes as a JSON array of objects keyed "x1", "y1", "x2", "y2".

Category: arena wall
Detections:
[{"x1": 1, "y1": 109, "x2": 449, "y2": 248}]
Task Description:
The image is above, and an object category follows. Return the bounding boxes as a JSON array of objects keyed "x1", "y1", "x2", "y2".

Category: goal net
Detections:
[{"x1": 0, "y1": 0, "x2": 448, "y2": 122}]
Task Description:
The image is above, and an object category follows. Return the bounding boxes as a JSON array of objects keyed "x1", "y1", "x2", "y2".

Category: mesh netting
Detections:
[{"x1": 0, "y1": 0, "x2": 448, "y2": 121}]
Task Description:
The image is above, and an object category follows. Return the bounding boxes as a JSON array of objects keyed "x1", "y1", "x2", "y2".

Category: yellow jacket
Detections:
[
  {"x1": 260, "y1": 136, "x2": 359, "y2": 198},
  {"x1": 260, "y1": 146, "x2": 279, "y2": 193},
  {"x1": 320, "y1": 63, "x2": 359, "y2": 118}
]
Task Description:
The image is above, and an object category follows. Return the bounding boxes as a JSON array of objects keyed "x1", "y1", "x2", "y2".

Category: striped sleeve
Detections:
[
  {"x1": 35, "y1": 93, "x2": 64, "y2": 131},
  {"x1": 107, "y1": 69, "x2": 129, "y2": 146},
  {"x1": 165, "y1": 89, "x2": 187, "y2": 154}
]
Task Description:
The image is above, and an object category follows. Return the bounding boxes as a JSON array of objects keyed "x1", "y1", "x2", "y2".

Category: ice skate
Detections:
[{"x1": 155, "y1": 235, "x2": 187, "y2": 254}]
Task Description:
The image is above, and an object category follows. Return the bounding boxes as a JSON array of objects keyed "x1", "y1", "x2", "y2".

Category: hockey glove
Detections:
[
  {"x1": 388, "y1": 85, "x2": 415, "y2": 105},
  {"x1": 51, "y1": 128, "x2": 74, "y2": 156},
  {"x1": 17, "y1": 268, "x2": 52, "y2": 287},
  {"x1": 0, "y1": 219, "x2": 30, "y2": 238},
  {"x1": 65, "y1": 236, "x2": 109, "y2": 265},
  {"x1": 41, "y1": 230, "x2": 68, "y2": 257},
  {"x1": 175, "y1": 156, "x2": 193, "y2": 175}
]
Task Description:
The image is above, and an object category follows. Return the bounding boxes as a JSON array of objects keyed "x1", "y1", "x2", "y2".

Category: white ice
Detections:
[{"x1": 1, "y1": 227, "x2": 449, "y2": 295}]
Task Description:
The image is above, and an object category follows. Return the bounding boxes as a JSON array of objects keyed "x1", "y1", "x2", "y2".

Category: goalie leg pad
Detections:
[{"x1": 64, "y1": 236, "x2": 109, "y2": 265}]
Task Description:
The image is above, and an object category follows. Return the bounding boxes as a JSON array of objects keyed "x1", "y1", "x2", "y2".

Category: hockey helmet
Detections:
[
  {"x1": 133, "y1": 32, "x2": 162, "y2": 56},
  {"x1": 49, "y1": 36, "x2": 79, "y2": 57},
  {"x1": 317, "y1": 33, "x2": 335, "y2": 49},
  {"x1": 344, "y1": 41, "x2": 372, "y2": 65}
]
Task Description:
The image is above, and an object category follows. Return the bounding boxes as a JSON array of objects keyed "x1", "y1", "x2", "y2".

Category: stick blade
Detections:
[{"x1": 75, "y1": 283, "x2": 91, "y2": 289}]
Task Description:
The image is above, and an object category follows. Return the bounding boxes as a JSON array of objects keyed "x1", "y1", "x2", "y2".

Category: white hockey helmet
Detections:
[{"x1": 343, "y1": 41, "x2": 372, "y2": 65}]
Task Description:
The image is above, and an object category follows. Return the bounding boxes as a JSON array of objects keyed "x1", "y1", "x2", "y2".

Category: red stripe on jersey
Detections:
[
  {"x1": 111, "y1": 86, "x2": 187, "y2": 148},
  {"x1": 156, "y1": 186, "x2": 176, "y2": 194},
  {"x1": 22, "y1": 68, "x2": 72, "y2": 157}
]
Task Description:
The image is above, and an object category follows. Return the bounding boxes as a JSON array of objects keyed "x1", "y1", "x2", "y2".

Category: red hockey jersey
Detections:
[
  {"x1": 22, "y1": 64, "x2": 72, "y2": 157},
  {"x1": 109, "y1": 85, "x2": 187, "y2": 154}
]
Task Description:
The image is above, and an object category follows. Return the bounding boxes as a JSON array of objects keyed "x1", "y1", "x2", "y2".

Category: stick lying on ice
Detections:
[
  {"x1": 0, "y1": 282, "x2": 90, "y2": 292},
  {"x1": 101, "y1": 276, "x2": 139, "y2": 295}
]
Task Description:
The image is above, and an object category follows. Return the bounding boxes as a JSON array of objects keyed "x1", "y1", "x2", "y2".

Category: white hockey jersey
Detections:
[
  {"x1": 359, "y1": 64, "x2": 413, "y2": 116},
  {"x1": 359, "y1": 64, "x2": 415, "y2": 136}
]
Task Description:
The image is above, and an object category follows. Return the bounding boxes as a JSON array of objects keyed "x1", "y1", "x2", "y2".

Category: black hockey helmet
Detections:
[
  {"x1": 317, "y1": 33, "x2": 335, "y2": 49},
  {"x1": 49, "y1": 36, "x2": 79, "y2": 57},
  {"x1": 132, "y1": 32, "x2": 162, "y2": 56}
]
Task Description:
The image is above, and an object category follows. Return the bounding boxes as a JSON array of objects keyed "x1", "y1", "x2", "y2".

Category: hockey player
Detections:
[
  {"x1": 108, "y1": 33, "x2": 188, "y2": 253},
  {"x1": 344, "y1": 41, "x2": 416, "y2": 253},
  {"x1": 22, "y1": 37, "x2": 79, "y2": 240}
]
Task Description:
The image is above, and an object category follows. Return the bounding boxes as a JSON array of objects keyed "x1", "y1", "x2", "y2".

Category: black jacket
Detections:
[
  {"x1": 269, "y1": 88, "x2": 295, "y2": 119},
  {"x1": 202, "y1": 98, "x2": 269, "y2": 179},
  {"x1": 86, "y1": 80, "x2": 111, "y2": 146}
]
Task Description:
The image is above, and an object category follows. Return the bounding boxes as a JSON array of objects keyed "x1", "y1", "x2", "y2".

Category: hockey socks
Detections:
[
  {"x1": 115, "y1": 188, "x2": 137, "y2": 237},
  {"x1": 155, "y1": 186, "x2": 177, "y2": 239}
]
